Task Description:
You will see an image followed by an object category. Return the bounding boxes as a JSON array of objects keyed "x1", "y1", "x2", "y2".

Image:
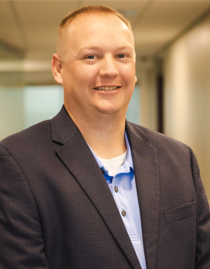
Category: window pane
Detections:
[
  {"x1": 126, "y1": 85, "x2": 141, "y2": 125},
  {"x1": 24, "y1": 85, "x2": 63, "y2": 128}
]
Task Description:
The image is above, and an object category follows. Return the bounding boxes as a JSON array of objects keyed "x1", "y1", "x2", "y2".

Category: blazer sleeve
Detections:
[
  {"x1": 0, "y1": 145, "x2": 49, "y2": 269},
  {"x1": 190, "y1": 148, "x2": 210, "y2": 268}
]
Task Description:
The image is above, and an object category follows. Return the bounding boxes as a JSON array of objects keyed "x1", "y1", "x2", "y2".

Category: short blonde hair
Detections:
[{"x1": 56, "y1": 5, "x2": 133, "y2": 60}]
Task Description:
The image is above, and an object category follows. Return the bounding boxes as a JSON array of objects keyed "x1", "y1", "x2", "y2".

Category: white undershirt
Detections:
[{"x1": 97, "y1": 151, "x2": 127, "y2": 176}]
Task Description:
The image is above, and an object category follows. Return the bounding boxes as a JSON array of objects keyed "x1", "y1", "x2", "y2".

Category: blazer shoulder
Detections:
[
  {"x1": 126, "y1": 121, "x2": 190, "y2": 154},
  {"x1": 0, "y1": 119, "x2": 51, "y2": 152}
]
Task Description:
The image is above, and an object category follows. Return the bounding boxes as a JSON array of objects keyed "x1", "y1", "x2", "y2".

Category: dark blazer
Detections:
[{"x1": 0, "y1": 106, "x2": 210, "y2": 269}]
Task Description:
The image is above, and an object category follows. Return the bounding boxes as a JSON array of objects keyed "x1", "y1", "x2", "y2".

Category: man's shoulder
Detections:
[
  {"x1": 0, "y1": 119, "x2": 51, "y2": 152},
  {"x1": 126, "y1": 121, "x2": 189, "y2": 153}
]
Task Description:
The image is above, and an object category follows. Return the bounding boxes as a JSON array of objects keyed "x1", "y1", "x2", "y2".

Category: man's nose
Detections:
[{"x1": 99, "y1": 55, "x2": 119, "y2": 78}]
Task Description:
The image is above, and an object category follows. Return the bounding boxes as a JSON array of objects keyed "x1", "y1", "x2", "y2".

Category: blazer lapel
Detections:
[
  {"x1": 51, "y1": 107, "x2": 142, "y2": 269},
  {"x1": 126, "y1": 122, "x2": 160, "y2": 269}
]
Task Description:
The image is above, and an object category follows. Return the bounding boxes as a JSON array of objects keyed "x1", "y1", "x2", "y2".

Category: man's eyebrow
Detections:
[
  {"x1": 78, "y1": 46, "x2": 100, "y2": 51},
  {"x1": 77, "y1": 45, "x2": 133, "y2": 52},
  {"x1": 115, "y1": 45, "x2": 133, "y2": 50}
]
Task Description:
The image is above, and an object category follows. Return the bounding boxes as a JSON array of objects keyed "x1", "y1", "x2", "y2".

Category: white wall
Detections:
[{"x1": 164, "y1": 12, "x2": 210, "y2": 199}]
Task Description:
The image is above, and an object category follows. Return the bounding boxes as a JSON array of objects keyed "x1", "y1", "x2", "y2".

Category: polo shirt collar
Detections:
[{"x1": 88, "y1": 131, "x2": 134, "y2": 175}]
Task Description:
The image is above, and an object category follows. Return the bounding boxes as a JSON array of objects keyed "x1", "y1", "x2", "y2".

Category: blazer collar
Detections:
[
  {"x1": 51, "y1": 106, "x2": 78, "y2": 145},
  {"x1": 126, "y1": 121, "x2": 160, "y2": 269}
]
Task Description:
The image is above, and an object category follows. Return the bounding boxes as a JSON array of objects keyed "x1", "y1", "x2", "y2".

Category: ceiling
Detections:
[{"x1": 0, "y1": 0, "x2": 210, "y2": 84}]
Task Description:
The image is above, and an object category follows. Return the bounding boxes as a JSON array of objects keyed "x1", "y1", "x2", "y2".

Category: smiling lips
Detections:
[{"x1": 94, "y1": 86, "x2": 121, "y2": 91}]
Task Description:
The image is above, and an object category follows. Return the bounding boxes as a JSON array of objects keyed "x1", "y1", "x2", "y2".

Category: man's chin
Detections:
[{"x1": 96, "y1": 106, "x2": 123, "y2": 116}]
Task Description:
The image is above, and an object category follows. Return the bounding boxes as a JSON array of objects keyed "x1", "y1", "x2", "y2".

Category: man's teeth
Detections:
[{"x1": 96, "y1": 86, "x2": 118, "y2": 91}]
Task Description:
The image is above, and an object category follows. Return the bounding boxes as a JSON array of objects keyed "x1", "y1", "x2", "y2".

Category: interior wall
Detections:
[
  {"x1": 136, "y1": 61, "x2": 158, "y2": 131},
  {"x1": 163, "y1": 12, "x2": 210, "y2": 199}
]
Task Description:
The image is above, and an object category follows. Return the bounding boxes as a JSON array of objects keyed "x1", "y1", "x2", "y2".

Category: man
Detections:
[{"x1": 0, "y1": 5, "x2": 209, "y2": 269}]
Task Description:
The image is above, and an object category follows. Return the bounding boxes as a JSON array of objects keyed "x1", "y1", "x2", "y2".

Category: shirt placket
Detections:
[{"x1": 111, "y1": 172, "x2": 138, "y2": 238}]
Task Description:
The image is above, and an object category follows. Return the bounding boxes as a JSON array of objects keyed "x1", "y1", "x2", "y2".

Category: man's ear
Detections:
[
  {"x1": 134, "y1": 53, "x2": 138, "y2": 83},
  {"x1": 51, "y1": 53, "x2": 63, "y2": 84}
]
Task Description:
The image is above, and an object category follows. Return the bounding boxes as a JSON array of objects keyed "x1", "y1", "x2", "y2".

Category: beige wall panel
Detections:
[
  {"x1": 136, "y1": 62, "x2": 158, "y2": 131},
  {"x1": 164, "y1": 12, "x2": 210, "y2": 198}
]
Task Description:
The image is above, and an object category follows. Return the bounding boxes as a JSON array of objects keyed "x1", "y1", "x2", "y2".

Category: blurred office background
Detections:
[{"x1": 0, "y1": 0, "x2": 210, "y2": 201}]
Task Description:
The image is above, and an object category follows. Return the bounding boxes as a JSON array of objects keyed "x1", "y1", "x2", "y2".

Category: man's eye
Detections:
[
  {"x1": 117, "y1": 54, "x2": 126, "y2": 58},
  {"x1": 87, "y1": 55, "x2": 96, "y2": 59}
]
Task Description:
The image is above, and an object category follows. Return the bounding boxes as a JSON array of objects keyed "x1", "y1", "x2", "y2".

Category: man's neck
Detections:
[
  {"x1": 84, "y1": 124, "x2": 127, "y2": 159},
  {"x1": 66, "y1": 107, "x2": 127, "y2": 159}
]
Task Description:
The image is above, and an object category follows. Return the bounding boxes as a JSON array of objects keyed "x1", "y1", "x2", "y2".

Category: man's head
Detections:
[
  {"x1": 52, "y1": 6, "x2": 137, "y2": 123},
  {"x1": 56, "y1": 5, "x2": 134, "y2": 61}
]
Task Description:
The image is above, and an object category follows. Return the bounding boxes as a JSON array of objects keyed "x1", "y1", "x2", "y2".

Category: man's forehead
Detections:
[
  {"x1": 58, "y1": 12, "x2": 135, "y2": 59},
  {"x1": 66, "y1": 12, "x2": 130, "y2": 34}
]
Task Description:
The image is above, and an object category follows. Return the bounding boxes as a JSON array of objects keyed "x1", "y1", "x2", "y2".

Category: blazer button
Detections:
[
  {"x1": 122, "y1": 210, "x2": 126, "y2": 216},
  {"x1": 114, "y1": 186, "x2": 118, "y2": 192}
]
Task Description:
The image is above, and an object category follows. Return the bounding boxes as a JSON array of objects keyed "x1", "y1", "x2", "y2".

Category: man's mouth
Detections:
[{"x1": 94, "y1": 86, "x2": 120, "y2": 91}]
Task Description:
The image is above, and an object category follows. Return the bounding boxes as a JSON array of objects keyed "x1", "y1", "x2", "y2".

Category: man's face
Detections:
[{"x1": 53, "y1": 13, "x2": 137, "y2": 120}]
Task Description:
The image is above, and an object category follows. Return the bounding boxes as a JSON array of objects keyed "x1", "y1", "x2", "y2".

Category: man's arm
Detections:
[
  {"x1": 0, "y1": 145, "x2": 49, "y2": 268},
  {"x1": 190, "y1": 148, "x2": 210, "y2": 268}
]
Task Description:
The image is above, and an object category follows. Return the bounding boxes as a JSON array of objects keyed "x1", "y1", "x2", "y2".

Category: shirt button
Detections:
[
  {"x1": 114, "y1": 186, "x2": 118, "y2": 192},
  {"x1": 122, "y1": 210, "x2": 126, "y2": 217}
]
